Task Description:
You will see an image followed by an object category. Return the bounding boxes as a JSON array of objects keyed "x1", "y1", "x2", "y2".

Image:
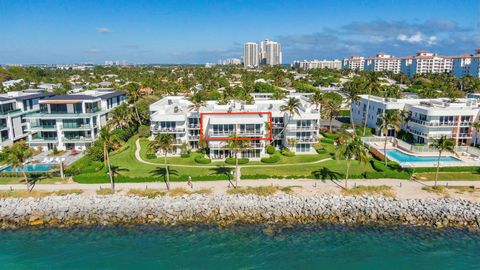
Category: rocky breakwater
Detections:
[{"x1": 0, "y1": 194, "x2": 479, "y2": 229}]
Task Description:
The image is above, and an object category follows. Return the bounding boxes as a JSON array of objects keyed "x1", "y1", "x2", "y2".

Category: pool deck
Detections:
[{"x1": 365, "y1": 140, "x2": 480, "y2": 168}]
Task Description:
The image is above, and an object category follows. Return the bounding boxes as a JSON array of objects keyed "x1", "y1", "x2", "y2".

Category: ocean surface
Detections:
[{"x1": 0, "y1": 225, "x2": 479, "y2": 269}]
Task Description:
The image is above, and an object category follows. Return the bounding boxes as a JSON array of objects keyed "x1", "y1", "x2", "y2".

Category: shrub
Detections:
[
  {"x1": 316, "y1": 148, "x2": 327, "y2": 154},
  {"x1": 321, "y1": 132, "x2": 340, "y2": 139},
  {"x1": 127, "y1": 188, "x2": 165, "y2": 198},
  {"x1": 226, "y1": 186, "x2": 278, "y2": 196},
  {"x1": 180, "y1": 153, "x2": 191, "y2": 158},
  {"x1": 413, "y1": 166, "x2": 480, "y2": 173},
  {"x1": 87, "y1": 140, "x2": 105, "y2": 161},
  {"x1": 370, "y1": 160, "x2": 389, "y2": 172},
  {"x1": 194, "y1": 155, "x2": 211, "y2": 164},
  {"x1": 281, "y1": 148, "x2": 295, "y2": 157},
  {"x1": 146, "y1": 154, "x2": 157, "y2": 160},
  {"x1": 265, "y1": 145, "x2": 276, "y2": 155},
  {"x1": 225, "y1": 158, "x2": 249, "y2": 165},
  {"x1": 52, "y1": 146, "x2": 59, "y2": 155},
  {"x1": 261, "y1": 153, "x2": 281, "y2": 163},
  {"x1": 138, "y1": 125, "x2": 150, "y2": 138},
  {"x1": 320, "y1": 138, "x2": 334, "y2": 144}
]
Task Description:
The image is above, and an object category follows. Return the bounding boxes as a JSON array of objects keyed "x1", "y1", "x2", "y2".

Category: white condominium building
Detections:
[
  {"x1": 25, "y1": 89, "x2": 126, "y2": 151},
  {"x1": 352, "y1": 95, "x2": 480, "y2": 146},
  {"x1": 243, "y1": 42, "x2": 260, "y2": 68},
  {"x1": 451, "y1": 49, "x2": 480, "y2": 78},
  {"x1": 342, "y1": 56, "x2": 365, "y2": 70},
  {"x1": 261, "y1": 39, "x2": 282, "y2": 66},
  {"x1": 364, "y1": 53, "x2": 401, "y2": 73},
  {"x1": 0, "y1": 89, "x2": 55, "y2": 149},
  {"x1": 149, "y1": 95, "x2": 321, "y2": 159},
  {"x1": 292, "y1": 59, "x2": 341, "y2": 70},
  {"x1": 400, "y1": 51, "x2": 453, "y2": 77}
]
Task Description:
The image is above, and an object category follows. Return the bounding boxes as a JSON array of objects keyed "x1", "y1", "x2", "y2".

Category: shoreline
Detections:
[{"x1": 0, "y1": 194, "x2": 479, "y2": 230}]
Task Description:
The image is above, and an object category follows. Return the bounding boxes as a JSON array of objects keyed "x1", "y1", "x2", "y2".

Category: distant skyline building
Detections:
[
  {"x1": 244, "y1": 39, "x2": 282, "y2": 68},
  {"x1": 364, "y1": 53, "x2": 401, "y2": 73},
  {"x1": 292, "y1": 59, "x2": 341, "y2": 70},
  {"x1": 243, "y1": 42, "x2": 259, "y2": 68}
]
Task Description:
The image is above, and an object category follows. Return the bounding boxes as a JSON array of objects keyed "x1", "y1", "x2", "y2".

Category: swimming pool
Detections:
[
  {"x1": 385, "y1": 149, "x2": 461, "y2": 163},
  {"x1": 1, "y1": 164, "x2": 55, "y2": 173}
]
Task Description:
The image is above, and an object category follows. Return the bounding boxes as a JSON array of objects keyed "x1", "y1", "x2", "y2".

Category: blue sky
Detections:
[{"x1": 0, "y1": 0, "x2": 478, "y2": 64}]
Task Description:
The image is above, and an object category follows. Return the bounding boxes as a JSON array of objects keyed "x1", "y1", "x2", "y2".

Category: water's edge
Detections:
[{"x1": 0, "y1": 194, "x2": 479, "y2": 230}]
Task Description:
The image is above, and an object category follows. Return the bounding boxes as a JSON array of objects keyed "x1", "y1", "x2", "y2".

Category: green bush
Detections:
[
  {"x1": 87, "y1": 140, "x2": 105, "y2": 161},
  {"x1": 370, "y1": 160, "x2": 389, "y2": 172},
  {"x1": 316, "y1": 148, "x2": 327, "y2": 154},
  {"x1": 146, "y1": 154, "x2": 157, "y2": 160},
  {"x1": 138, "y1": 125, "x2": 150, "y2": 138},
  {"x1": 413, "y1": 166, "x2": 480, "y2": 173},
  {"x1": 194, "y1": 155, "x2": 211, "y2": 164},
  {"x1": 265, "y1": 145, "x2": 276, "y2": 155},
  {"x1": 321, "y1": 132, "x2": 340, "y2": 139},
  {"x1": 281, "y1": 148, "x2": 295, "y2": 157},
  {"x1": 261, "y1": 154, "x2": 281, "y2": 163},
  {"x1": 225, "y1": 158, "x2": 249, "y2": 165},
  {"x1": 180, "y1": 153, "x2": 190, "y2": 158},
  {"x1": 320, "y1": 138, "x2": 334, "y2": 144}
]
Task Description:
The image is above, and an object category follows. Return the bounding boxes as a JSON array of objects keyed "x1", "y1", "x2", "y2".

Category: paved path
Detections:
[{"x1": 134, "y1": 139, "x2": 332, "y2": 169}]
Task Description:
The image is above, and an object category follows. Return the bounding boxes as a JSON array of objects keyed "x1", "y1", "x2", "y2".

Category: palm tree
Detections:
[
  {"x1": 309, "y1": 91, "x2": 323, "y2": 132},
  {"x1": 472, "y1": 121, "x2": 480, "y2": 147},
  {"x1": 99, "y1": 126, "x2": 122, "y2": 192},
  {"x1": 322, "y1": 92, "x2": 343, "y2": 132},
  {"x1": 378, "y1": 110, "x2": 402, "y2": 165},
  {"x1": 343, "y1": 83, "x2": 361, "y2": 132},
  {"x1": 278, "y1": 97, "x2": 301, "y2": 140},
  {"x1": 287, "y1": 137, "x2": 297, "y2": 151},
  {"x1": 225, "y1": 133, "x2": 250, "y2": 188},
  {"x1": 126, "y1": 83, "x2": 143, "y2": 124},
  {"x1": 335, "y1": 136, "x2": 369, "y2": 188},
  {"x1": 109, "y1": 104, "x2": 134, "y2": 128},
  {"x1": 363, "y1": 73, "x2": 381, "y2": 136},
  {"x1": 429, "y1": 136, "x2": 456, "y2": 186},
  {"x1": 149, "y1": 134, "x2": 174, "y2": 190},
  {"x1": 110, "y1": 165, "x2": 129, "y2": 183},
  {"x1": 188, "y1": 94, "x2": 206, "y2": 112},
  {"x1": 3, "y1": 141, "x2": 34, "y2": 191}
]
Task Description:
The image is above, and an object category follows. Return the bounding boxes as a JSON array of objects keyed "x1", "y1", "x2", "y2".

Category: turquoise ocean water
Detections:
[{"x1": 0, "y1": 225, "x2": 478, "y2": 269}]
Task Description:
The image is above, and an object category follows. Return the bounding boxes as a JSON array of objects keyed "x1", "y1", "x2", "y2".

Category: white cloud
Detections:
[
  {"x1": 96, "y1": 27, "x2": 112, "y2": 34},
  {"x1": 397, "y1": 32, "x2": 423, "y2": 43},
  {"x1": 86, "y1": 48, "x2": 100, "y2": 54},
  {"x1": 427, "y1": 36, "x2": 437, "y2": 45}
]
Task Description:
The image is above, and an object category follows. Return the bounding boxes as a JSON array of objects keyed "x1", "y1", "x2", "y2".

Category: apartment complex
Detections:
[
  {"x1": 0, "y1": 89, "x2": 55, "y2": 148},
  {"x1": 343, "y1": 49, "x2": 480, "y2": 78},
  {"x1": 244, "y1": 39, "x2": 282, "y2": 68},
  {"x1": 149, "y1": 95, "x2": 320, "y2": 159},
  {"x1": 292, "y1": 59, "x2": 342, "y2": 70},
  {"x1": 25, "y1": 89, "x2": 126, "y2": 151},
  {"x1": 364, "y1": 53, "x2": 401, "y2": 73},
  {"x1": 243, "y1": 42, "x2": 259, "y2": 68},
  {"x1": 342, "y1": 56, "x2": 365, "y2": 70},
  {"x1": 352, "y1": 95, "x2": 480, "y2": 146}
]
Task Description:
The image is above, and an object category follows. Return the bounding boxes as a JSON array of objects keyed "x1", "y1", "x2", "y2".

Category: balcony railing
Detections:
[
  {"x1": 153, "y1": 127, "x2": 185, "y2": 133},
  {"x1": 292, "y1": 125, "x2": 319, "y2": 131},
  {"x1": 63, "y1": 124, "x2": 91, "y2": 130},
  {"x1": 29, "y1": 125, "x2": 57, "y2": 130},
  {"x1": 295, "y1": 137, "x2": 319, "y2": 143},
  {"x1": 63, "y1": 137, "x2": 93, "y2": 142},
  {"x1": 188, "y1": 124, "x2": 200, "y2": 129},
  {"x1": 0, "y1": 109, "x2": 22, "y2": 115},
  {"x1": 409, "y1": 118, "x2": 473, "y2": 127}
]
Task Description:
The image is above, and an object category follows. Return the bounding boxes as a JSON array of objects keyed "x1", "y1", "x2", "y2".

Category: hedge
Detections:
[
  {"x1": 180, "y1": 153, "x2": 191, "y2": 158},
  {"x1": 320, "y1": 138, "x2": 334, "y2": 144},
  {"x1": 316, "y1": 148, "x2": 327, "y2": 154},
  {"x1": 261, "y1": 154, "x2": 281, "y2": 163},
  {"x1": 413, "y1": 166, "x2": 480, "y2": 173},
  {"x1": 194, "y1": 155, "x2": 212, "y2": 164},
  {"x1": 225, "y1": 158, "x2": 249, "y2": 165},
  {"x1": 281, "y1": 148, "x2": 295, "y2": 157},
  {"x1": 265, "y1": 145, "x2": 276, "y2": 155},
  {"x1": 321, "y1": 132, "x2": 340, "y2": 139}
]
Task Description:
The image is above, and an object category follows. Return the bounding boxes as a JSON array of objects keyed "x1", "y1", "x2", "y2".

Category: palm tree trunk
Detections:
[
  {"x1": 22, "y1": 169, "x2": 30, "y2": 192},
  {"x1": 363, "y1": 96, "x2": 370, "y2": 136},
  {"x1": 350, "y1": 106, "x2": 356, "y2": 133},
  {"x1": 435, "y1": 151, "x2": 442, "y2": 187},
  {"x1": 106, "y1": 152, "x2": 114, "y2": 192},
  {"x1": 134, "y1": 106, "x2": 142, "y2": 125},
  {"x1": 164, "y1": 152, "x2": 170, "y2": 190},
  {"x1": 474, "y1": 129, "x2": 478, "y2": 147},
  {"x1": 345, "y1": 161, "x2": 351, "y2": 189},
  {"x1": 235, "y1": 150, "x2": 239, "y2": 188},
  {"x1": 329, "y1": 117, "x2": 333, "y2": 132},
  {"x1": 318, "y1": 108, "x2": 322, "y2": 133},
  {"x1": 384, "y1": 133, "x2": 388, "y2": 166}
]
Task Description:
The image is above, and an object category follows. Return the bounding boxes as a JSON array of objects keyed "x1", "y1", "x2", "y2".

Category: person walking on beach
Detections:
[{"x1": 187, "y1": 176, "x2": 193, "y2": 189}]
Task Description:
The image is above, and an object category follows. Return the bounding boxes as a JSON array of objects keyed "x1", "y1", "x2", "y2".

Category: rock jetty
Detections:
[{"x1": 0, "y1": 194, "x2": 479, "y2": 229}]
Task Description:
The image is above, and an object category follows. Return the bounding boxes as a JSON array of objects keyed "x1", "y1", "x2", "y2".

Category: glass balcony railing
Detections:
[
  {"x1": 29, "y1": 125, "x2": 57, "y2": 130},
  {"x1": 63, "y1": 124, "x2": 91, "y2": 129},
  {"x1": 0, "y1": 109, "x2": 22, "y2": 115}
]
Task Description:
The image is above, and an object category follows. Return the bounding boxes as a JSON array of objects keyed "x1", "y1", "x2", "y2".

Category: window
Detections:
[{"x1": 295, "y1": 144, "x2": 310, "y2": 153}]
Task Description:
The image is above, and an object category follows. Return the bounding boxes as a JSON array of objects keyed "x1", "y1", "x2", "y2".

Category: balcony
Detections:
[
  {"x1": 29, "y1": 137, "x2": 58, "y2": 143},
  {"x1": 153, "y1": 127, "x2": 186, "y2": 133},
  {"x1": 295, "y1": 137, "x2": 319, "y2": 143},
  {"x1": 27, "y1": 125, "x2": 57, "y2": 131},
  {"x1": 62, "y1": 124, "x2": 92, "y2": 130},
  {"x1": 238, "y1": 130, "x2": 264, "y2": 136},
  {"x1": 63, "y1": 136, "x2": 94, "y2": 143},
  {"x1": 292, "y1": 125, "x2": 319, "y2": 131},
  {"x1": 0, "y1": 109, "x2": 22, "y2": 115},
  {"x1": 25, "y1": 110, "x2": 105, "y2": 119},
  {"x1": 409, "y1": 118, "x2": 473, "y2": 127},
  {"x1": 188, "y1": 124, "x2": 200, "y2": 129},
  {"x1": 188, "y1": 135, "x2": 200, "y2": 140}
]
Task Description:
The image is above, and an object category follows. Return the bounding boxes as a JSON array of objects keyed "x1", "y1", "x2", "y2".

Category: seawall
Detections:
[{"x1": 0, "y1": 194, "x2": 479, "y2": 229}]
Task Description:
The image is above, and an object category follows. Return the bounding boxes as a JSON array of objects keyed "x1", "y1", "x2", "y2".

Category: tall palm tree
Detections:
[
  {"x1": 309, "y1": 91, "x2": 323, "y2": 132},
  {"x1": 429, "y1": 136, "x2": 456, "y2": 186},
  {"x1": 188, "y1": 94, "x2": 206, "y2": 112},
  {"x1": 149, "y1": 134, "x2": 174, "y2": 190},
  {"x1": 110, "y1": 165, "x2": 129, "y2": 183},
  {"x1": 472, "y1": 121, "x2": 480, "y2": 147},
  {"x1": 109, "y1": 104, "x2": 134, "y2": 128},
  {"x1": 3, "y1": 141, "x2": 34, "y2": 191},
  {"x1": 343, "y1": 82, "x2": 360, "y2": 132},
  {"x1": 126, "y1": 83, "x2": 143, "y2": 124},
  {"x1": 363, "y1": 73, "x2": 381, "y2": 136},
  {"x1": 378, "y1": 110, "x2": 402, "y2": 165},
  {"x1": 322, "y1": 92, "x2": 343, "y2": 132},
  {"x1": 335, "y1": 135, "x2": 369, "y2": 188},
  {"x1": 99, "y1": 126, "x2": 122, "y2": 192},
  {"x1": 278, "y1": 97, "x2": 302, "y2": 140},
  {"x1": 225, "y1": 133, "x2": 250, "y2": 188}
]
